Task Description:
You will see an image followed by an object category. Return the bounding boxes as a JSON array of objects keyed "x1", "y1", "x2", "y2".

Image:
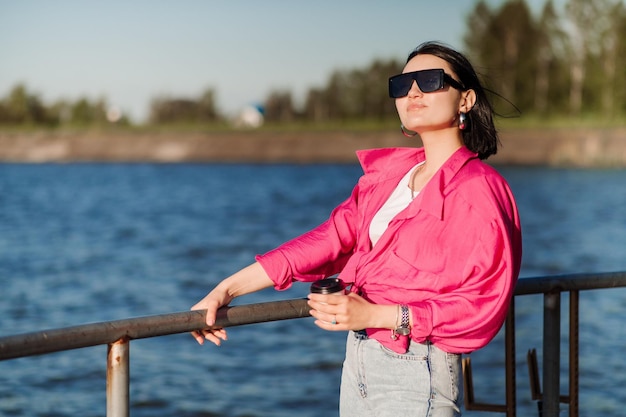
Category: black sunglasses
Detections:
[{"x1": 388, "y1": 69, "x2": 465, "y2": 98}]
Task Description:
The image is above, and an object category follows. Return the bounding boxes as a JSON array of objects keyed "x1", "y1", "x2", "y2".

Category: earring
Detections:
[
  {"x1": 459, "y1": 112, "x2": 467, "y2": 130},
  {"x1": 400, "y1": 124, "x2": 418, "y2": 137}
]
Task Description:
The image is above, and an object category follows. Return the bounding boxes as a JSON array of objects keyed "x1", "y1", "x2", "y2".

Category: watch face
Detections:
[{"x1": 395, "y1": 327, "x2": 410, "y2": 336}]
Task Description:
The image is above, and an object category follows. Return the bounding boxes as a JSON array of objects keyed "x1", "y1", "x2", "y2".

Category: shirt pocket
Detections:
[{"x1": 377, "y1": 250, "x2": 444, "y2": 294}]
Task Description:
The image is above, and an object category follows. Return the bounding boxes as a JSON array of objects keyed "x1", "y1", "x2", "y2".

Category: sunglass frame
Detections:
[{"x1": 388, "y1": 69, "x2": 465, "y2": 98}]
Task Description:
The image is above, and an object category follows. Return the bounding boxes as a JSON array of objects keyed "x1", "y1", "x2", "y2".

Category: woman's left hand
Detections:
[{"x1": 307, "y1": 292, "x2": 395, "y2": 331}]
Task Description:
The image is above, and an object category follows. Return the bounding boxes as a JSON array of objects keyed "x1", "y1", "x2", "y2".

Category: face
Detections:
[{"x1": 395, "y1": 54, "x2": 473, "y2": 135}]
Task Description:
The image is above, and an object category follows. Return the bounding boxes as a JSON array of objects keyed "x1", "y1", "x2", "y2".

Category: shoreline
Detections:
[{"x1": 0, "y1": 127, "x2": 624, "y2": 167}]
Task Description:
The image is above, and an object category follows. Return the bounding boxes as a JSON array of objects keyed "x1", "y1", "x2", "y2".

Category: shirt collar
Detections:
[
  {"x1": 357, "y1": 146, "x2": 478, "y2": 220},
  {"x1": 356, "y1": 147, "x2": 424, "y2": 177}
]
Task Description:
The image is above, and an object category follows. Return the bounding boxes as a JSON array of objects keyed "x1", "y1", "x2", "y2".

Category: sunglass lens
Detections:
[
  {"x1": 416, "y1": 70, "x2": 443, "y2": 93},
  {"x1": 389, "y1": 73, "x2": 414, "y2": 98}
]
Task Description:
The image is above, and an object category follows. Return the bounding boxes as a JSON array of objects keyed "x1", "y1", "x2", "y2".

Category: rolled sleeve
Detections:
[{"x1": 255, "y1": 187, "x2": 361, "y2": 291}]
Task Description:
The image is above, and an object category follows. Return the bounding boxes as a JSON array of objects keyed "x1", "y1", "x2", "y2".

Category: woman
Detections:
[{"x1": 191, "y1": 41, "x2": 522, "y2": 417}]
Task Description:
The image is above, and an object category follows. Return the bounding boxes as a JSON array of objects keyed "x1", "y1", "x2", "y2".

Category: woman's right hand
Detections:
[
  {"x1": 190, "y1": 287, "x2": 233, "y2": 346},
  {"x1": 190, "y1": 262, "x2": 275, "y2": 346}
]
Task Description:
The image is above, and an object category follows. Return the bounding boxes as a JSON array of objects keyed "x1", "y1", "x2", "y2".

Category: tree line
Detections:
[
  {"x1": 465, "y1": 0, "x2": 626, "y2": 118},
  {"x1": 1, "y1": 0, "x2": 624, "y2": 127},
  {"x1": 0, "y1": 84, "x2": 132, "y2": 127}
]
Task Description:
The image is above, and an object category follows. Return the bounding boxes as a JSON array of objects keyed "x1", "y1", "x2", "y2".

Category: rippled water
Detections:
[{"x1": 0, "y1": 163, "x2": 625, "y2": 417}]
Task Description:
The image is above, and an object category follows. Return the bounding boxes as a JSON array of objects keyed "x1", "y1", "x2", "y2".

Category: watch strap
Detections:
[{"x1": 391, "y1": 304, "x2": 410, "y2": 340}]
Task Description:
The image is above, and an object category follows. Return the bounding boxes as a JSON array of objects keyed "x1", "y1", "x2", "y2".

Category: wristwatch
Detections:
[{"x1": 392, "y1": 305, "x2": 411, "y2": 340}]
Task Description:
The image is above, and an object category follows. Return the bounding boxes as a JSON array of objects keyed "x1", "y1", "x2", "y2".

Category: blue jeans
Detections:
[{"x1": 340, "y1": 331, "x2": 462, "y2": 417}]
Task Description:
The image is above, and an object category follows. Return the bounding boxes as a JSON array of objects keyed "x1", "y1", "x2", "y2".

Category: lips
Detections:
[{"x1": 407, "y1": 102, "x2": 426, "y2": 111}]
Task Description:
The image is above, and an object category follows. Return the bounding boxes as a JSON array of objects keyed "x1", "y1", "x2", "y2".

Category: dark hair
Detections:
[{"x1": 407, "y1": 41, "x2": 499, "y2": 159}]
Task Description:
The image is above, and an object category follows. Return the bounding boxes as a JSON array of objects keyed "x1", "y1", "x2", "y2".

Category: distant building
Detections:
[
  {"x1": 106, "y1": 105, "x2": 122, "y2": 123},
  {"x1": 233, "y1": 104, "x2": 264, "y2": 128}
]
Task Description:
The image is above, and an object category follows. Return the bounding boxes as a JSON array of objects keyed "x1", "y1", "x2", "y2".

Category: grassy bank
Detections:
[{"x1": 0, "y1": 124, "x2": 624, "y2": 167}]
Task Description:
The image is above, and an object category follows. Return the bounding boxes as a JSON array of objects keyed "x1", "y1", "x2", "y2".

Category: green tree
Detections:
[
  {"x1": 615, "y1": 4, "x2": 626, "y2": 113},
  {"x1": 299, "y1": 58, "x2": 402, "y2": 123},
  {"x1": 464, "y1": 0, "x2": 494, "y2": 70},
  {"x1": 149, "y1": 89, "x2": 220, "y2": 124},
  {"x1": 464, "y1": 1, "x2": 537, "y2": 113},
  {"x1": 70, "y1": 97, "x2": 107, "y2": 125},
  {"x1": 564, "y1": 0, "x2": 617, "y2": 115},
  {"x1": 597, "y1": 1, "x2": 625, "y2": 116},
  {"x1": 303, "y1": 88, "x2": 328, "y2": 122},
  {"x1": 197, "y1": 88, "x2": 220, "y2": 122},
  {"x1": 6, "y1": 84, "x2": 31, "y2": 123},
  {"x1": 264, "y1": 90, "x2": 296, "y2": 123},
  {"x1": 1, "y1": 84, "x2": 49, "y2": 124},
  {"x1": 534, "y1": 0, "x2": 567, "y2": 115},
  {"x1": 358, "y1": 59, "x2": 402, "y2": 120}
]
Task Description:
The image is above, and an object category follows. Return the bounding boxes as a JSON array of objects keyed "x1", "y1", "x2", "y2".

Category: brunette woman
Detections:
[{"x1": 192, "y1": 41, "x2": 522, "y2": 417}]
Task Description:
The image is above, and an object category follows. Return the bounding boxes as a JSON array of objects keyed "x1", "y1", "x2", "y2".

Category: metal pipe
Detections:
[
  {"x1": 107, "y1": 339, "x2": 129, "y2": 417},
  {"x1": 515, "y1": 271, "x2": 626, "y2": 296},
  {"x1": 542, "y1": 292, "x2": 561, "y2": 417},
  {"x1": 3, "y1": 272, "x2": 626, "y2": 362},
  {"x1": 0, "y1": 298, "x2": 312, "y2": 360}
]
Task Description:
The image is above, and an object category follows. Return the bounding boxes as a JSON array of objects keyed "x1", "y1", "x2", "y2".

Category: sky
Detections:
[{"x1": 1, "y1": 0, "x2": 561, "y2": 122}]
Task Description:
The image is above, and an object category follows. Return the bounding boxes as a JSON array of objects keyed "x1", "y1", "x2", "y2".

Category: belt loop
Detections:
[{"x1": 355, "y1": 329, "x2": 368, "y2": 339}]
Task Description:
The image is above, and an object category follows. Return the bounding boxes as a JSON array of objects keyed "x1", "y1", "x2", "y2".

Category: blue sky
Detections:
[{"x1": 0, "y1": 0, "x2": 561, "y2": 122}]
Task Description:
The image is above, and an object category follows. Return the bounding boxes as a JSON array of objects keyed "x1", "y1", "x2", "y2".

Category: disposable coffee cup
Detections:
[{"x1": 310, "y1": 278, "x2": 345, "y2": 295}]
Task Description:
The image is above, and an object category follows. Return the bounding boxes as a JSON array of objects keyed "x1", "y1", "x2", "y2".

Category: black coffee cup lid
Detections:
[{"x1": 310, "y1": 278, "x2": 345, "y2": 294}]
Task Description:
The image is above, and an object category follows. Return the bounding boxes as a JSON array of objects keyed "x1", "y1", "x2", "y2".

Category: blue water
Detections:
[{"x1": 0, "y1": 163, "x2": 625, "y2": 417}]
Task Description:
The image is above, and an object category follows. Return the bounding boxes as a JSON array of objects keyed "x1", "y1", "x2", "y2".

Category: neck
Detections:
[{"x1": 418, "y1": 128, "x2": 463, "y2": 172}]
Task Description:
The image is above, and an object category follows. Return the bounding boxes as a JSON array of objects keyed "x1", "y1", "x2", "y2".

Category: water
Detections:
[{"x1": 0, "y1": 163, "x2": 625, "y2": 417}]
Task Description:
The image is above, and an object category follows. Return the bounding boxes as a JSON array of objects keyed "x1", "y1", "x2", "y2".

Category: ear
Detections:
[{"x1": 459, "y1": 89, "x2": 476, "y2": 113}]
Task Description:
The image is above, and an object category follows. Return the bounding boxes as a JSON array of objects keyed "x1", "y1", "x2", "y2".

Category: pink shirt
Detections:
[{"x1": 257, "y1": 146, "x2": 522, "y2": 354}]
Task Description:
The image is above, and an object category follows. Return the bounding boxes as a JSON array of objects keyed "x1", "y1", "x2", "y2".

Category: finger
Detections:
[
  {"x1": 192, "y1": 326, "x2": 228, "y2": 344},
  {"x1": 205, "y1": 310, "x2": 217, "y2": 327},
  {"x1": 307, "y1": 293, "x2": 325, "y2": 302},
  {"x1": 204, "y1": 329, "x2": 227, "y2": 346},
  {"x1": 212, "y1": 328, "x2": 228, "y2": 341},
  {"x1": 308, "y1": 307, "x2": 326, "y2": 320},
  {"x1": 191, "y1": 302, "x2": 219, "y2": 327},
  {"x1": 308, "y1": 293, "x2": 339, "y2": 304},
  {"x1": 308, "y1": 301, "x2": 345, "y2": 323},
  {"x1": 206, "y1": 299, "x2": 225, "y2": 327},
  {"x1": 309, "y1": 308, "x2": 338, "y2": 325},
  {"x1": 204, "y1": 333, "x2": 222, "y2": 346},
  {"x1": 313, "y1": 319, "x2": 343, "y2": 331},
  {"x1": 191, "y1": 331, "x2": 205, "y2": 345},
  {"x1": 307, "y1": 298, "x2": 339, "y2": 313}
]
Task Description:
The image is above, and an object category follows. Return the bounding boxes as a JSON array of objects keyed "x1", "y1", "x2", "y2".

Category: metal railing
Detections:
[
  {"x1": 463, "y1": 271, "x2": 626, "y2": 417},
  {"x1": 1, "y1": 271, "x2": 626, "y2": 417}
]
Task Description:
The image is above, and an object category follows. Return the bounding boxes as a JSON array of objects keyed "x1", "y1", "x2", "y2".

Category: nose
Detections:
[{"x1": 408, "y1": 80, "x2": 423, "y2": 97}]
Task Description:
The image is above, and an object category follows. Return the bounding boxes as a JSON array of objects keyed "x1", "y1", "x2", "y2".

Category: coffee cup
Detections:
[{"x1": 310, "y1": 278, "x2": 346, "y2": 295}]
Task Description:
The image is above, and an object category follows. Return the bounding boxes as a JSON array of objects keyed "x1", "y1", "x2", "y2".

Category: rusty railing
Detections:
[{"x1": 2, "y1": 271, "x2": 626, "y2": 417}]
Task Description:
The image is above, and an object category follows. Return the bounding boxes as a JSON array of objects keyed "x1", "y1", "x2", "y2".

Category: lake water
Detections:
[{"x1": 0, "y1": 162, "x2": 625, "y2": 417}]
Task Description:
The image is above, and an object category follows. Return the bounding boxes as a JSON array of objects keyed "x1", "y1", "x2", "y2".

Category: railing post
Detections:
[
  {"x1": 107, "y1": 338, "x2": 129, "y2": 417},
  {"x1": 505, "y1": 298, "x2": 516, "y2": 417},
  {"x1": 543, "y1": 292, "x2": 561, "y2": 417},
  {"x1": 569, "y1": 291, "x2": 579, "y2": 417}
]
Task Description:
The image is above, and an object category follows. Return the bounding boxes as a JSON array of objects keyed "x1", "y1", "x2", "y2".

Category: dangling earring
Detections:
[
  {"x1": 459, "y1": 112, "x2": 467, "y2": 130},
  {"x1": 400, "y1": 124, "x2": 418, "y2": 137}
]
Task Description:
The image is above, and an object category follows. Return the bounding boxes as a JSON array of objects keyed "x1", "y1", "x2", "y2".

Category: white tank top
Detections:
[{"x1": 369, "y1": 162, "x2": 424, "y2": 246}]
